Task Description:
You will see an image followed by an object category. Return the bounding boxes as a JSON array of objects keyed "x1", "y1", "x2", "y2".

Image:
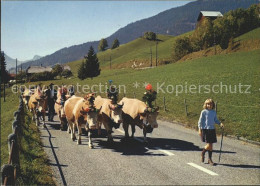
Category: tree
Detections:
[
  {"x1": 85, "y1": 46, "x2": 100, "y2": 79},
  {"x1": 111, "y1": 39, "x2": 120, "y2": 49},
  {"x1": 61, "y1": 69, "x2": 73, "y2": 78},
  {"x1": 144, "y1": 32, "x2": 157, "y2": 41},
  {"x1": 77, "y1": 46, "x2": 101, "y2": 80},
  {"x1": 52, "y1": 64, "x2": 63, "y2": 78},
  {"x1": 77, "y1": 61, "x2": 86, "y2": 80},
  {"x1": 172, "y1": 37, "x2": 193, "y2": 61},
  {"x1": 0, "y1": 52, "x2": 9, "y2": 84},
  {"x1": 98, "y1": 38, "x2": 108, "y2": 51}
]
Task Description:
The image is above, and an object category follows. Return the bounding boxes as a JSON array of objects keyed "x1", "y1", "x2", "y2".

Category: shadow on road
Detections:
[
  {"x1": 217, "y1": 163, "x2": 260, "y2": 169},
  {"x1": 43, "y1": 127, "x2": 68, "y2": 185},
  {"x1": 97, "y1": 135, "x2": 166, "y2": 156}
]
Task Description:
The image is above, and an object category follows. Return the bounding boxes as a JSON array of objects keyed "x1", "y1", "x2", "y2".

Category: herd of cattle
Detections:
[{"x1": 22, "y1": 86, "x2": 159, "y2": 148}]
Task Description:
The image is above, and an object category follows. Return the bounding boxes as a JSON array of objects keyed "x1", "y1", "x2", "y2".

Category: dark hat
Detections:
[{"x1": 49, "y1": 83, "x2": 54, "y2": 86}]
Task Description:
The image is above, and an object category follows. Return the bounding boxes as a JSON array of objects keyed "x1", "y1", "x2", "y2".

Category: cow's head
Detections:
[
  {"x1": 108, "y1": 102, "x2": 124, "y2": 127},
  {"x1": 141, "y1": 106, "x2": 159, "y2": 129},
  {"x1": 81, "y1": 94, "x2": 99, "y2": 130},
  {"x1": 36, "y1": 95, "x2": 47, "y2": 113},
  {"x1": 80, "y1": 106, "x2": 99, "y2": 130}
]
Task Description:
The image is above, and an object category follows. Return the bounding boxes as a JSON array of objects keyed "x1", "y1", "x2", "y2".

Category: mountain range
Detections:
[
  {"x1": 5, "y1": 54, "x2": 41, "y2": 72},
  {"x1": 7, "y1": 0, "x2": 258, "y2": 71}
]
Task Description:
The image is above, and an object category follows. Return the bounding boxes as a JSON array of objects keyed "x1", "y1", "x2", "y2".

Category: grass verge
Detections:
[{"x1": 1, "y1": 87, "x2": 55, "y2": 185}]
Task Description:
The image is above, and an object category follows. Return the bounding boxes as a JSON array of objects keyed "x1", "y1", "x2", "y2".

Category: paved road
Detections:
[{"x1": 39, "y1": 116, "x2": 260, "y2": 185}]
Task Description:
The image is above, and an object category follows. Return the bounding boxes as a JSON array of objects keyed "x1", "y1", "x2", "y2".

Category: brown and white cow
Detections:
[
  {"x1": 28, "y1": 86, "x2": 48, "y2": 127},
  {"x1": 64, "y1": 94, "x2": 98, "y2": 148},
  {"x1": 119, "y1": 97, "x2": 159, "y2": 142},
  {"x1": 54, "y1": 87, "x2": 70, "y2": 130},
  {"x1": 22, "y1": 88, "x2": 33, "y2": 110},
  {"x1": 94, "y1": 95, "x2": 123, "y2": 143}
]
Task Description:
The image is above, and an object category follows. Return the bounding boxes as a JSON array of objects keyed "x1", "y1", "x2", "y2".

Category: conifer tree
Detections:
[
  {"x1": 77, "y1": 60, "x2": 86, "y2": 80},
  {"x1": 0, "y1": 52, "x2": 9, "y2": 84},
  {"x1": 85, "y1": 46, "x2": 100, "y2": 79}
]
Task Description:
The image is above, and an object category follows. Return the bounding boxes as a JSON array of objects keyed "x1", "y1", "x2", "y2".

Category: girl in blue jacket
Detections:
[{"x1": 198, "y1": 99, "x2": 224, "y2": 165}]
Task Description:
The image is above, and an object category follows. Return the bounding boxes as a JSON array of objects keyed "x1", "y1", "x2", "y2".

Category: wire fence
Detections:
[
  {"x1": 1, "y1": 95, "x2": 24, "y2": 186},
  {"x1": 97, "y1": 90, "x2": 259, "y2": 120}
]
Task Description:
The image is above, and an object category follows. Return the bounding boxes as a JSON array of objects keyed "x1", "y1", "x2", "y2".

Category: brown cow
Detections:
[
  {"x1": 94, "y1": 96, "x2": 123, "y2": 143},
  {"x1": 64, "y1": 94, "x2": 98, "y2": 148},
  {"x1": 28, "y1": 86, "x2": 47, "y2": 127},
  {"x1": 119, "y1": 97, "x2": 159, "y2": 142},
  {"x1": 54, "y1": 87, "x2": 70, "y2": 130}
]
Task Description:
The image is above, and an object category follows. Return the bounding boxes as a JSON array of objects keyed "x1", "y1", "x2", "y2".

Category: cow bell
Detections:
[{"x1": 145, "y1": 125, "x2": 154, "y2": 133}]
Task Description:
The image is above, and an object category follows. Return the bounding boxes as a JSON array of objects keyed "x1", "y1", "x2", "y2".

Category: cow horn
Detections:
[
  {"x1": 117, "y1": 102, "x2": 124, "y2": 109},
  {"x1": 96, "y1": 106, "x2": 102, "y2": 113},
  {"x1": 109, "y1": 104, "x2": 116, "y2": 110}
]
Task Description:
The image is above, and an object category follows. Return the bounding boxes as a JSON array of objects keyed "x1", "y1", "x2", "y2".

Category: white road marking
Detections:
[
  {"x1": 187, "y1": 163, "x2": 218, "y2": 176},
  {"x1": 116, "y1": 129, "x2": 174, "y2": 156},
  {"x1": 154, "y1": 147, "x2": 175, "y2": 156}
]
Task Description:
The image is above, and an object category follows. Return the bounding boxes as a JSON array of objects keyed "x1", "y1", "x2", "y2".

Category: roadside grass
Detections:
[
  {"x1": 1, "y1": 88, "x2": 19, "y2": 164},
  {"x1": 32, "y1": 49, "x2": 260, "y2": 142},
  {"x1": 0, "y1": 87, "x2": 55, "y2": 185}
]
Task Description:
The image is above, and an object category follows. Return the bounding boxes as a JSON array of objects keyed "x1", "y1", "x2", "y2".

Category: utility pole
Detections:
[
  {"x1": 110, "y1": 55, "x2": 111, "y2": 70},
  {"x1": 155, "y1": 41, "x2": 158, "y2": 67},
  {"x1": 150, "y1": 47, "x2": 152, "y2": 67},
  {"x1": 16, "y1": 58, "x2": 18, "y2": 92}
]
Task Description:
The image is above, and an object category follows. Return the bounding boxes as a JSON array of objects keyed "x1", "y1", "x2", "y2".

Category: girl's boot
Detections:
[
  {"x1": 201, "y1": 149, "x2": 207, "y2": 163},
  {"x1": 208, "y1": 151, "x2": 215, "y2": 166}
]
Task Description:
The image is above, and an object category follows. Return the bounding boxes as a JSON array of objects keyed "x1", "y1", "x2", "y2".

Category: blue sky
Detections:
[{"x1": 2, "y1": 1, "x2": 190, "y2": 61}]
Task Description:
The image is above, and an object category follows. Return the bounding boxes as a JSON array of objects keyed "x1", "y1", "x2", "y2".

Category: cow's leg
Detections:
[
  {"x1": 42, "y1": 111, "x2": 46, "y2": 128},
  {"x1": 35, "y1": 110, "x2": 40, "y2": 127},
  {"x1": 32, "y1": 109, "x2": 36, "y2": 122},
  {"x1": 60, "y1": 117, "x2": 68, "y2": 131},
  {"x1": 77, "y1": 125, "x2": 82, "y2": 145},
  {"x1": 88, "y1": 129, "x2": 94, "y2": 149},
  {"x1": 131, "y1": 124, "x2": 135, "y2": 138},
  {"x1": 143, "y1": 126, "x2": 148, "y2": 143},
  {"x1": 103, "y1": 122, "x2": 113, "y2": 143},
  {"x1": 123, "y1": 122, "x2": 129, "y2": 139},
  {"x1": 68, "y1": 121, "x2": 75, "y2": 141},
  {"x1": 97, "y1": 121, "x2": 102, "y2": 136}
]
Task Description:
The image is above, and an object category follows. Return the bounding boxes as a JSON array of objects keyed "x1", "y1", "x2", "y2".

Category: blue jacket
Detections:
[{"x1": 198, "y1": 109, "x2": 220, "y2": 129}]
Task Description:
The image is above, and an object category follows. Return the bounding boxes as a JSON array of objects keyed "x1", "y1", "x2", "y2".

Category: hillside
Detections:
[
  {"x1": 30, "y1": 28, "x2": 260, "y2": 142},
  {"x1": 15, "y1": 0, "x2": 258, "y2": 70},
  {"x1": 67, "y1": 27, "x2": 260, "y2": 74}
]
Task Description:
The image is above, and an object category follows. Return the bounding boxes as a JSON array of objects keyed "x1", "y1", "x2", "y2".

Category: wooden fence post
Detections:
[
  {"x1": 1, "y1": 164, "x2": 15, "y2": 186},
  {"x1": 8, "y1": 134, "x2": 20, "y2": 178},
  {"x1": 163, "y1": 96, "x2": 166, "y2": 111},
  {"x1": 184, "y1": 99, "x2": 188, "y2": 116}
]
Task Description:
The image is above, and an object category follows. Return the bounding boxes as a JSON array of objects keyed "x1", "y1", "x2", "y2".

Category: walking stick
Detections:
[{"x1": 218, "y1": 127, "x2": 224, "y2": 163}]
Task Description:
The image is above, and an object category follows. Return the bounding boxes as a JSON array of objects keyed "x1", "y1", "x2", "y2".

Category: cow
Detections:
[
  {"x1": 119, "y1": 97, "x2": 159, "y2": 143},
  {"x1": 94, "y1": 95, "x2": 123, "y2": 143},
  {"x1": 22, "y1": 88, "x2": 33, "y2": 110},
  {"x1": 28, "y1": 86, "x2": 48, "y2": 127},
  {"x1": 54, "y1": 87, "x2": 70, "y2": 130},
  {"x1": 64, "y1": 94, "x2": 98, "y2": 148}
]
